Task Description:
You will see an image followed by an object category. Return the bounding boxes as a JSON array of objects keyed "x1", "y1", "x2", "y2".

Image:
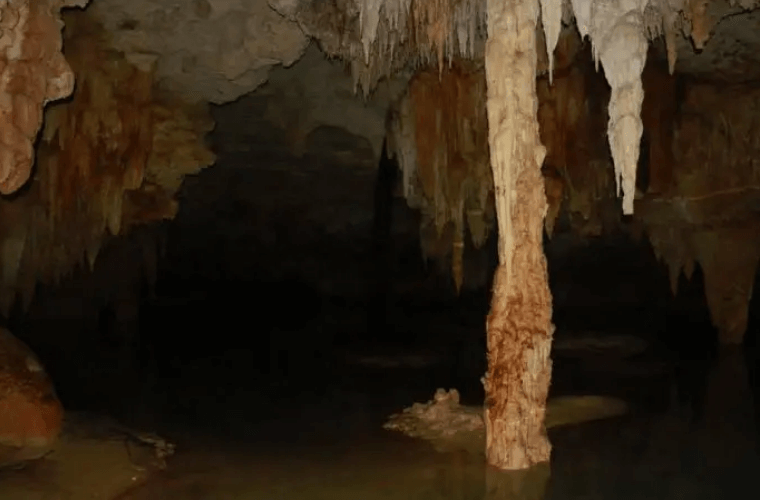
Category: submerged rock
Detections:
[
  {"x1": 384, "y1": 388, "x2": 628, "y2": 455},
  {"x1": 0, "y1": 328, "x2": 63, "y2": 469}
]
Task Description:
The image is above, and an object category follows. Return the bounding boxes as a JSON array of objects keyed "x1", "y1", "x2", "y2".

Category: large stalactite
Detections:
[
  {"x1": 570, "y1": 0, "x2": 649, "y2": 215},
  {"x1": 0, "y1": 0, "x2": 89, "y2": 194},
  {"x1": 0, "y1": 12, "x2": 215, "y2": 312},
  {"x1": 482, "y1": 0, "x2": 553, "y2": 470}
]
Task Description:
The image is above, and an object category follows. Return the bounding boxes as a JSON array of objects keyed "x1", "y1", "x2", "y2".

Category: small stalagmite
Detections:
[{"x1": 0, "y1": 327, "x2": 63, "y2": 469}]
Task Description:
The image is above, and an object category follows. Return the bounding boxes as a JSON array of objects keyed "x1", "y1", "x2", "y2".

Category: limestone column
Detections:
[{"x1": 483, "y1": 0, "x2": 555, "y2": 469}]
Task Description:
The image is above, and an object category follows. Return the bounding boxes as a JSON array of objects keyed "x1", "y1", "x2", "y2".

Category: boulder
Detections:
[{"x1": 0, "y1": 328, "x2": 63, "y2": 469}]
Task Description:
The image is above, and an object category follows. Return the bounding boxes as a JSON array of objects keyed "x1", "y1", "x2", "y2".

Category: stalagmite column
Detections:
[{"x1": 483, "y1": 0, "x2": 554, "y2": 470}]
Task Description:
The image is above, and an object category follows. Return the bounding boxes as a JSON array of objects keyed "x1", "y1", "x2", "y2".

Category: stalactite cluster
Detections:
[
  {"x1": 380, "y1": 3, "x2": 760, "y2": 345},
  {"x1": 0, "y1": 12, "x2": 215, "y2": 313},
  {"x1": 285, "y1": 0, "x2": 487, "y2": 97},
  {"x1": 355, "y1": 0, "x2": 485, "y2": 94},
  {"x1": 388, "y1": 60, "x2": 491, "y2": 291},
  {"x1": 277, "y1": 0, "x2": 757, "y2": 223},
  {"x1": 537, "y1": 47, "x2": 612, "y2": 236},
  {"x1": 387, "y1": 36, "x2": 610, "y2": 282},
  {"x1": 348, "y1": 0, "x2": 723, "y2": 215}
]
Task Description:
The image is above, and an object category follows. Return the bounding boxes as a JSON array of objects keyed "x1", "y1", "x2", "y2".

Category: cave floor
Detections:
[
  {"x1": 117, "y1": 363, "x2": 760, "y2": 500},
  {"x1": 4, "y1": 292, "x2": 760, "y2": 499}
]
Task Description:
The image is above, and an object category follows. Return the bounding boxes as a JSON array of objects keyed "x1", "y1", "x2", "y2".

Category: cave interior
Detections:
[{"x1": 1, "y1": 0, "x2": 760, "y2": 498}]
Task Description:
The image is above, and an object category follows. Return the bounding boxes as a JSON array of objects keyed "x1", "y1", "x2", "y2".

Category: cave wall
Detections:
[
  {"x1": 546, "y1": 231, "x2": 671, "y2": 333},
  {"x1": 159, "y1": 47, "x2": 419, "y2": 299},
  {"x1": 156, "y1": 45, "x2": 495, "y2": 302},
  {"x1": 0, "y1": 11, "x2": 214, "y2": 314},
  {"x1": 253, "y1": 44, "x2": 408, "y2": 161},
  {"x1": 638, "y1": 63, "x2": 760, "y2": 344}
]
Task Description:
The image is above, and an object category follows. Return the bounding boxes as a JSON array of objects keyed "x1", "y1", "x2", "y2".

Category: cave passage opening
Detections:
[{"x1": 8, "y1": 85, "x2": 738, "y2": 451}]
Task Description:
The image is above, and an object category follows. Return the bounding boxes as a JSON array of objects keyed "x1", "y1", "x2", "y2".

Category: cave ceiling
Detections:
[
  {"x1": 1, "y1": 0, "x2": 760, "y2": 344},
  {"x1": 82, "y1": 0, "x2": 760, "y2": 102}
]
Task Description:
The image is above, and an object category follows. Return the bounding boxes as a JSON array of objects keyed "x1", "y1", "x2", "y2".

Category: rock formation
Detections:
[
  {"x1": 387, "y1": 60, "x2": 491, "y2": 292},
  {"x1": 481, "y1": 0, "x2": 555, "y2": 469},
  {"x1": 384, "y1": 388, "x2": 628, "y2": 457},
  {"x1": 88, "y1": 0, "x2": 310, "y2": 104},
  {"x1": 0, "y1": 10, "x2": 214, "y2": 312},
  {"x1": 0, "y1": 327, "x2": 63, "y2": 469},
  {"x1": 272, "y1": 0, "x2": 760, "y2": 470},
  {"x1": 0, "y1": 0, "x2": 759, "y2": 473},
  {"x1": 0, "y1": 0, "x2": 89, "y2": 194}
]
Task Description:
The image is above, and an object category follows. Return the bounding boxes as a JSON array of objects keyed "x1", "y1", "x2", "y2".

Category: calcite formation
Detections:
[
  {"x1": 387, "y1": 37, "x2": 609, "y2": 288},
  {"x1": 288, "y1": 0, "x2": 733, "y2": 216},
  {"x1": 383, "y1": 389, "x2": 628, "y2": 456},
  {"x1": 0, "y1": 11, "x2": 215, "y2": 312},
  {"x1": 388, "y1": 60, "x2": 491, "y2": 291},
  {"x1": 0, "y1": 0, "x2": 758, "y2": 475},
  {"x1": 0, "y1": 327, "x2": 63, "y2": 468},
  {"x1": 482, "y1": 0, "x2": 554, "y2": 470},
  {"x1": 0, "y1": 0, "x2": 90, "y2": 195},
  {"x1": 320, "y1": 0, "x2": 760, "y2": 470},
  {"x1": 379, "y1": 2, "x2": 760, "y2": 347}
]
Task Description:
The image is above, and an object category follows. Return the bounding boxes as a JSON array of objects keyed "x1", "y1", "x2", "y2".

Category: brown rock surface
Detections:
[
  {"x1": 0, "y1": 327, "x2": 62, "y2": 469},
  {"x1": 0, "y1": 0, "x2": 89, "y2": 195}
]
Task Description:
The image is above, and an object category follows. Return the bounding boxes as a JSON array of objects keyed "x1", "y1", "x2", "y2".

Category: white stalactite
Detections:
[
  {"x1": 571, "y1": 0, "x2": 648, "y2": 215},
  {"x1": 357, "y1": 0, "x2": 484, "y2": 73},
  {"x1": 360, "y1": 0, "x2": 384, "y2": 64},
  {"x1": 540, "y1": 0, "x2": 563, "y2": 83}
]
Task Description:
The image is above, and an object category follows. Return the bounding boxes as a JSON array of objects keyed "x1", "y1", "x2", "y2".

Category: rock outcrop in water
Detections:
[
  {"x1": 0, "y1": 327, "x2": 63, "y2": 469},
  {"x1": 384, "y1": 388, "x2": 628, "y2": 456}
]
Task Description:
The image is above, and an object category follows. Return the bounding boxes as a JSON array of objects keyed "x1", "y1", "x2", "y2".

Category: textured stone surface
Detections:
[
  {"x1": 256, "y1": 44, "x2": 408, "y2": 161},
  {"x1": 89, "y1": 0, "x2": 309, "y2": 103},
  {"x1": 0, "y1": 0, "x2": 89, "y2": 195},
  {"x1": 384, "y1": 389, "x2": 628, "y2": 456},
  {"x1": 0, "y1": 11, "x2": 215, "y2": 314},
  {"x1": 0, "y1": 327, "x2": 63, "y2": 468}
]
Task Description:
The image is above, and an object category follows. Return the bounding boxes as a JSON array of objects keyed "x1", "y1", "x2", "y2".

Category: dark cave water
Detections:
[{"x1": 12, "y1": 274, "x2": 760, "y2": 499}]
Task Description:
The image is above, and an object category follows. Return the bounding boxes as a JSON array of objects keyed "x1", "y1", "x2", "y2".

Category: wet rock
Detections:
[
  {"x1": 0, "y1": 328, "x2": 63, "y2": 469},
  {"x1": 384, "y1": 389, "x2": 628, "y2": 455}
]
